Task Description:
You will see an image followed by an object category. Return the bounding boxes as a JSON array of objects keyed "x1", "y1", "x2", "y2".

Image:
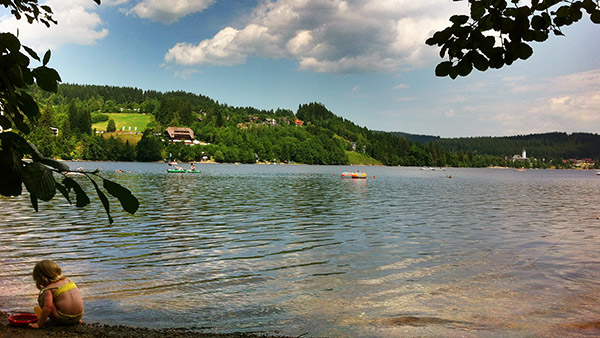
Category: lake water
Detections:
[{"x1": 2, "y1": 162, "x2": 600, "y2": 337}]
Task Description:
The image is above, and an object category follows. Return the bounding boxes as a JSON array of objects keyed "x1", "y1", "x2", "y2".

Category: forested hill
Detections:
[
  {"x1": 388, "y1": 132, "x2": 440, "y2": 144},
  {"x1": 26, "y1": 83, "x2": 599, "y2": 168},
  {"x1": 437, "y1": 133, "x2": 600, "y2": 160}
]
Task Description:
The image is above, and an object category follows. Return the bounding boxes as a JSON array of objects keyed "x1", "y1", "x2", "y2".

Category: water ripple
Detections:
[{"x1": 2, "y1": 165, "x2": 600, "y2": 337}]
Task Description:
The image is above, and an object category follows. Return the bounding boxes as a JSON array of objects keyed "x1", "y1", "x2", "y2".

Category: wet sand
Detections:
[{"x1": 0, "y1": 311, "x2": 290, "y2": 338}]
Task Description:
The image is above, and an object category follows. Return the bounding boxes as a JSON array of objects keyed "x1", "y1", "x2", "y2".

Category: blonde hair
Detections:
[{"x1": 32, "y1": 260, "x2": 66, "y2": 290}]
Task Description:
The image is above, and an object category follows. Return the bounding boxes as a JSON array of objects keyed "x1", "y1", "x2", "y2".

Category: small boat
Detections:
[
  {"x1": 596, "y1": 170, "x2": 600, "y2": 176},
  {"x1": 341, "y1": 171, "x2": 367, "y2": 179},
  {"x1": 421, "y1": 166, "x2": 445, "y2": 171},
  {"x1": 65, "y1": 171, "x2": 85, "y2": 177},
  {"x1": 167, "y1": 169, "x2": 201, "y2": 173}
]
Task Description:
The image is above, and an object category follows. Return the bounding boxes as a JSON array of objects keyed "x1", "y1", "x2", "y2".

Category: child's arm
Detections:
[{"x1": 29, "y1": 290, "x2": 54, "y2": 328}]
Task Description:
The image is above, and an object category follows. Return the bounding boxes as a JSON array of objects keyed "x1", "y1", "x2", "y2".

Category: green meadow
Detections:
[
  {"x1": 92, "y1": 113, "x2": 154, "y2": 132},
  {"x1": 346, "y1": 151, "x2": 382, "y2": 166}
]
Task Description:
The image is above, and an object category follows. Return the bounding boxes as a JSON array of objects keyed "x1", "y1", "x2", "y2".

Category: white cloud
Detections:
[
  {"x1": 164, "y1": 0, "x2": 465, "y2": 73},
  {"x1": 126, "y1": 0, "x2": 215, "y2": 24},
  {"x1": 165, "y1": 27, "x2": 246, "y2": 66},
  {"x1": 394, "y1": 84, "x2": 409, "y2": 90},
  {"x1": 0, "y1": 0, "x2": 108, "y2": 51}
]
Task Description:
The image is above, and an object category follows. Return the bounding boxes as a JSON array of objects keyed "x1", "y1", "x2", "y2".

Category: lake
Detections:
[{"x1": 2, "y1": 162, "x2": 600, "y2": 337}]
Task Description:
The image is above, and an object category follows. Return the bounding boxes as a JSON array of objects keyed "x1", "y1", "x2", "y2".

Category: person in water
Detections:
[{"x1": 30, "y1": 260, "x2": 84, "y2": 328}]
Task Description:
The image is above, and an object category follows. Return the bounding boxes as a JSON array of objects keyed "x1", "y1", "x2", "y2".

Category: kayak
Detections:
[{"x1": 167, "y1": 169, "x2": 201, "y2": 173}]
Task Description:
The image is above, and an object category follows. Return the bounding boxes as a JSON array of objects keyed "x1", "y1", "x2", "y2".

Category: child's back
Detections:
[{"x1": 31, "y1": 260, "x2": 84, "y2": 328}]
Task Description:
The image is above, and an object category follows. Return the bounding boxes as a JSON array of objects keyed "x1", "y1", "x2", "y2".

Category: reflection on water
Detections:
[{"x1": 2, "y1": 163, "x2": 600, "y2": 337}]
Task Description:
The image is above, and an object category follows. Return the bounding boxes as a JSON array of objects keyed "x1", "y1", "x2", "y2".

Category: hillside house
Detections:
[
  {"x1": 295, "y1": 119, "x2": 304, "y2": 126},
  {"x1": 264, "y1": 118, "x2": 277, "y2": 126},
  {"x1": 164, "y1": 127, "x2": 195, "y2": 143}
]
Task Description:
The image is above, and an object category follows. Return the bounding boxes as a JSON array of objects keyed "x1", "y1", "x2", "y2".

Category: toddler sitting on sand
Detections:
[{"x1": 29, "y1": 259, "x2": 84, "y2": 328}]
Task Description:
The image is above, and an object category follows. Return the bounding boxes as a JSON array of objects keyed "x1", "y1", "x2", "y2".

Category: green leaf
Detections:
[
  {"x1": 472, "y1": 52, "x2": 489, "y2": 71},
  {"x1": 22, "y1": 45, "x2": 40, "y2": 61},
  {"x1": 55, "y1": 182, "x2": 72, "y2": 205},
  {"x1": 22, "y1": 162, "x2": 56, "y2": 201},
  {"x1": 435, "y1": 61, "x2": 453, "y2": 77},
  {"x1": 41, "y1": 5, "x2": 53, "y2": 14},
  {"x1": 449, "y1": 66, "x2": 459, "y2": 79},
  {"x1": 8, "y1": 64, "x2": 25, "y2": 88},
  {"x1": 27, "y1": 142, "x2": 44, "y2": 161},
  {"x1": 43, "y1": 50, "x2": 51, "y2": 66},
  {"x1": 21, "y1": 66, "x2": 34, "y2": 85},
  {"x1": 450, "y1": 15, "x2": 469, "y2": 25},
  {"x1": 103, "y1": 179, "x2": 139, "y2": 214},
  {"x1": 17, "y1": 91, "x2": 40, "y2": 120},
  {"x1": 33, "y1": 66, "x2": 61, "y2": 92},
  {"x1": 456, "y1": 59, "x2": 473, "y2": 77},
  {"x1": 0, "y1": 132, "x2": 35, "y2": 155},
  {"x1": 533, "y1": 30, "x2": 549, "y2": 42},
  {"x1": 12, "y1": 111, "x2": 31, "y2": 135},
  {"x1": 38, "y1": 157, "x2": 69, "y2": 171},
  {"x1": 516, "y1": 42, "x2": 533, "y2": 60},
  {"x1": 0, "y1": 145, "x2": 23, "y2": 197},
  {"x1": 427, "y1": 28, "x2": 453, "y2": 46},
  {"x1": 471, "y1": 2, "x2": 486, "y2": 20},
  {"x1": 0, "y1": 33, "x2": 21, "y2": 52},
  {"x1": 0, "y1": 116, "x2": 12, "y2": 129},
  {"x1": 7, "y1": 50, "x2": 30, "y2": 67},
  {"x1": 63, "y1": 177, "x2": 90, "y2": 207},
  {"x1": 591, "y1": 11, "x2": 600, "y2": 24},
  {"x1": 30, "y1": 191, "x2": 39, "y2": 212},
  {"x1": 90, "y1": 178, "x2": 113, "y2": 225}
]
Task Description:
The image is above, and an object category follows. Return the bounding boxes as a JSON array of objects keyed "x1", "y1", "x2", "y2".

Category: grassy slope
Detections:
[
  {"x1": 92, "y1": 113, "x2": 154, "y2": 132},
  {"x1": 100, "y1": 132, "x2": 142, "y2": 145},
  {"x1": 346, "y1": 151, "x2": 382, "y2": 165}
]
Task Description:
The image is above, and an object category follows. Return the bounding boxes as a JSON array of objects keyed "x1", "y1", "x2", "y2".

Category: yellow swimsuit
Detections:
[{"x1": 38, "y1": 279, "x2": 84, "y2": 325}]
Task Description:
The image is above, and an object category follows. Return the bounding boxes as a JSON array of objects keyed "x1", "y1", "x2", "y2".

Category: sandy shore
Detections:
[{"x1": 0, "y1": 311, "x2": 291, "y2": 338}]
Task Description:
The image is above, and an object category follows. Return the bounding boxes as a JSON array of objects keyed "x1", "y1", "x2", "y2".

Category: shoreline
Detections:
[{"x1": 1, "y1": 311, "x2": 292, "y2": 338}]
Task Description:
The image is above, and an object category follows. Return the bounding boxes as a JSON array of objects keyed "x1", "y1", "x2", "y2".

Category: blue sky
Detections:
[{"x1": 1, "y1": 0, "x2": 600, "y2": 137}]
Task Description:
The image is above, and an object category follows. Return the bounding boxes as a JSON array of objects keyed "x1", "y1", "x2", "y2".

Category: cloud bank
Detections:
[
  {"x1": 164, "y1": 0, "x2": 462, "y2": 73},
  {"x1": 0, "y1": 0, "x2": 108, "y2": 51},
  {"x1": 125, "y1": 0, "x2": 215, "y2": 24},
  {"x1": 462, "y1": 70, "x2": 600, "y2": 136}
]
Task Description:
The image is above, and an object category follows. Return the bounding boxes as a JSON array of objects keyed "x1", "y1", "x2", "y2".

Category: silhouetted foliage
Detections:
[{"x1": 428, "y1": 0, "x2": 600, "y2": 78}]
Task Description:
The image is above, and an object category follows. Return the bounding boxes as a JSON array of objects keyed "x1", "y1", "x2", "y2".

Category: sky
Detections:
[{"x1": 1, "y1": 0, "x2": 600, "y2": 138}]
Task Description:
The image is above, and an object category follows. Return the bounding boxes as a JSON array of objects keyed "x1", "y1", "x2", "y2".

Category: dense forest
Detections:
[{"x1": 24, "y1": 83, "x2": 600, "y2": 169}]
